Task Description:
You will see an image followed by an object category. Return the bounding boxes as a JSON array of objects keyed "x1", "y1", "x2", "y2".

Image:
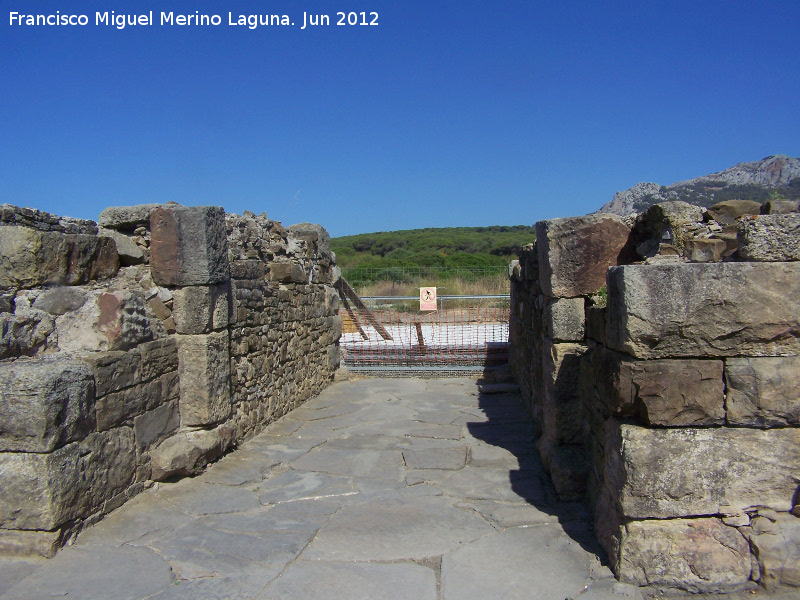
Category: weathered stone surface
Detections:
[
  {"x1": 0, "y1": 357, "x2": 95, "y2": 452},
  {"x1": 0, "y1": 309, "x2": 55, "y2": 359},
  {"x1": 617, "y1": 518, "x2": 751, "y2": 592},
  {"x1": 134, "y1": 400, "x2": 180, "y2": 454},
  {"x1": 149, "y1": 427, "x2": 234, "y2": 481},
  {"x1": 95, "y1": 374, "x2": 176, "y2": 431},
  {"x1": 32, "y1": 287, "x2": 87, "y2": 315},
  {"x1": 604, "y1": 421, "x2": 800, "y2": 519},
  {"x1": 150, "y1": 205, "x2": 229, "y2": 286},
  {"x1": 98, "y1": 228, "x2": 145, "y2": 265},
  {"x1": 441, "y1": 527, "x2": 592, "y2": 600},
  {"x1": 726, "y1": 356, "x2": 800, "y2": 426},
  {"x1": 270, "y1": 261, "x2": 307, "y2": 283},
  {"x1": 56, "y1": 291, "x2": 154, "y2": 352},
  {"x1": 536, "y1": 214, "x2": 633, "y2": 298},
  {"x1": 762, "y1": 199, "x2": 800, "y2": 214},
  {"x1": 1, "y1": 204, "x2": 98, "y2": 235},
  {"x1": 750, "y1": 512, "x2": 800, "y2": 589},
  {"x1": 707, "y1": 199, "x2": 762, "y2": 225},
  {"x1": 177, "y1": 331, "x2": 231, "y2": 426},
  {"x1": 537, "y1": 443, "x2": 588, "y2": 500},
  {"x1": 139, "y1": 338, "x2": 178, "y2": 381},
  {"x1": 738, "y1": 213, "x2": 800, "y2": 261},
  {"x1": 0, "y1": 429, "x2": 135, "y2": 530},
  {"x1": 1, "y1": 545, "x2": 174, "y2": 599},
  {"x1": 606, "y1": 262, "x2": 800, "y2": 358},
  {"x1": 588, "y1": 346, "x2": 725, "y2": 426},
  {"x1": 0, "y1": 528, "x2": 65, "y2": 558},
  {"x1": 634, "y1": 201, "x2": 705, "y2": 258},
  {"x1": 80, "y1": 349, "x2": 141, "y2": 396},
  {"x1": 544, "y1": 297, "x2": 585, "y2": 341},
  {"x1": 585, "y1": 306, "x2": 606, "y2": 344},
  {"x1": 265, "y1": 560, "x2": 437, "y2": 600},
  {"x1": 288, "y1": 222, "x2": 331, "y2": 257},
  {"x1": 540, "y1": 341, "x2": 585, "y2": 446},
  {"x1": 0, "y1": 227, "x2": 118, "y2": 288},
  {"x1": 687, "y1": 237, "x2": 727, "y2": 262},
  {"x1": 171, "y1": 282, "x2": 231, "y2": 334},
  {"x1": 98, "y1": 204, "x2": 161, "y2": 230}
]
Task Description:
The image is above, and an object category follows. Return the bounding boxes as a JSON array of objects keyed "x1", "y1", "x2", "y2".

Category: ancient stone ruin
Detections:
[
  {"x1": 0, "y1": 203, "x2": 341, "y2": 557},
  {"x1": 509, "y1": 199, "x2": 800, "y2": 592}
]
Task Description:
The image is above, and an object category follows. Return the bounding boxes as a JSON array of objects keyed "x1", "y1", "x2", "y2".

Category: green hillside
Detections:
[{"x1": 331, "y1": 225, "x2": 536, "y2": 270}]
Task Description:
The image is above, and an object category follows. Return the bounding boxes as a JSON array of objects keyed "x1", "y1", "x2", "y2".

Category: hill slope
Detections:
[
  {"x1": 330, "y1": 225, "x2": 536, "y2": 270},
  {"x1": 598, "y1": 155, "x2": 800, "y2": 216}
]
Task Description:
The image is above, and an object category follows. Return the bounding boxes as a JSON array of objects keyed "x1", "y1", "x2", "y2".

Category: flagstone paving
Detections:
[{"x1": 1, "y1": 377, "x2": 798, "y2": 600}]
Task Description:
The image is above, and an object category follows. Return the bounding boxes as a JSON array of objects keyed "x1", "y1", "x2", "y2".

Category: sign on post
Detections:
[{"x1": 420, "y1": 287, "x2": 437, "y2": 311}]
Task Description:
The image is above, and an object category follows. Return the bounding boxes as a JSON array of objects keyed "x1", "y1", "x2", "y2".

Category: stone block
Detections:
[
  {"x1": 544, "y1": 297, "x2": 585, "y2": 341},
  {"x1": 149, "y1": 205, "x2": 230, "y2": 286},
  {"x1": 95, "y1": 376, "x2": 168, "y2": 431},
  {"x1": 0, "y1": 227, "x2": 118, "y2": 289},
  {"x1": 0, "y1": 429, "x2": 135, "y2": 530},
  {"x1": 0, "y1": 309, "x2": 55, "y2": 359},
  {"x1": 134, "y1": 400, "x2": 180, "y2": 454},
  {"x1": 0, "y1": 357, "x2": 95, "y2": 453},
  {"x1": 0, "y1": 528, "x2": 65, "y2": 558},
  {"x1": 149, "y1": 426, "x2": 233, "y2": 481},
  {"x1": 617, "y1": 518, "x2": 751, "y2": 592},
  {"x1": 177, "y1": 331, "x2": 231, "y2": 426},
  {"x1": 288, "y1": 222, "x2": 331, "y2": 257},
  {"x1": 97, "y1": 228, "x2": 145, "y2": 265},
  {"x1": 270, "y1": 262, "x2": 307, "y2": 284},
  {"x1": 738, "y1": 213, "x2": 800, "y2": 261},
  {"x1": 750, "y1": 512, "x2": 800, "y2": 589},
  {"x1": 137, "y1": 338, "x2": 176, "y2": 380},
  {"x1": 32, "y1": 287, "x2": 87, "y2": 315},
  {"x1": 537, "y1": 443, "x2": 588, "y2": 500},
  {"x1": 81, "y1": 350, "x2": 141, "y2": 397},
  {"x1": 725, "y1": 356, "x2": 800, "y2": 427},
  {"x1": 98, "y1": 203, "x2": 160, "y2": 230},
  {"x1": 604, "y1": 420, "x2": 800, "y2": 519},
  {"x1": 588, "y1": 346, "x2": 724, "y2": 426},
  {"x1": 686, "y1": 237, "x2": 727, "y2": 262},
  {"x1": 536, "y1": 214, "x2": 633, "y2": 298},
  {"x1": 171, "y1": 282, "x2": 231, "y2": 334},
  {"x1": 585, "y1": 306, "x2": 606, "y2": 344},
  {"x1": 540, "y1": 341, "x2": 586, "y2": 445},
  {"x1": 707, "y1": 199, "x2": 762, "y2": 226},
  {"x1": 762, "y1": 200, "x2": 800, "y2": 215},
  {"x1": 606, "y1": 262, "x2": 800, "y2": 358}
]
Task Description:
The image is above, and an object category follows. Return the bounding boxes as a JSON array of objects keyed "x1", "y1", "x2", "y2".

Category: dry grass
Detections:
[{"x1": 355, "y1": 275, "x2": 509, "y2": 298}]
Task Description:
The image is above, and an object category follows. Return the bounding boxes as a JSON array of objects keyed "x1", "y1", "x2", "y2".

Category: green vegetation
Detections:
[
  {"x1": 331, "y1": 225, "x2": 536, "y2": 270},
  {"x1": 330, "y1": 225, "x2": 536, "y2": 297}
]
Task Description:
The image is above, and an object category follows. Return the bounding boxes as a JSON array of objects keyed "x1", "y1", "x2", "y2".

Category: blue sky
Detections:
[{"x1": 2, "y1": 0, "x2": 799, "y2": 237}]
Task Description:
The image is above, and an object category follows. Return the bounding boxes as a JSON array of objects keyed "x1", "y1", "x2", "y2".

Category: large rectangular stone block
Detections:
[
  {"x1": 138, "y1": 338, "x2": 178, "y2": 381},
  {"x1": 617, "y1": 518, "x2": 751, "y2": 593},
  {"x1": 540, "y1": 341, "x2": 586, "y2": 445},
  {"x1": 95, "y1": 374, "x2": 175, "y2": 431},
  {"x1": 177, "y1": 331, "x2": 231, "y2": 426},
  {"x1": 738, "y1": 213, "x2": 800, "y2": 261},
  {"x1": 544, "y1": 297, "x2": 585, "y2": 341},
  {"x1": 606, "y1": 262, "x2": 800, "y2": 358},
  {"x1": 586, "y1": 346, "x2": 724, "y2": 426},
  {"x1": 0, "y1": 227, "x2": 118, "y2": 289},
  {"x1": 81, "y1": 350, "x2": 141, "y2": 397},
  {"x1": 725, "y1": 356, "x2": 800, "y2": 427},
  {"x1": 536, "y1": 214, "x2": 633, "y2": 298},
  {"x1": 150, "y1": 205, "x2": 230, "y2": 286},
  {"x1": 0, "y1": 357, "x2": 95, "y2": 452},
  {"x1": 171, "y1": 282, "x2": 231, "y2": 334},
  {"x1": 604, "y1": 420, "x2": 800, "y2": 519},
  {"x1": 0, "y1": 429, "x2": 135, "y2": 530}
]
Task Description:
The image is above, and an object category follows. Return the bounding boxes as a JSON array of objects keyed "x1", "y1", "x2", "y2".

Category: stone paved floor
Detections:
[{"x1": 1, "y1": 377, "x2": 798, "y2": 600}]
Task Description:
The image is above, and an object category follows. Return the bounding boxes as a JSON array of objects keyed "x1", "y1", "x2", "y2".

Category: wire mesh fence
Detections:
[
  {"x1": 339, "y1": 306, "x2": 510, "y2": 368},
  {"x1": 343, "y1": 265, "x2": 509, "y2": 291}
]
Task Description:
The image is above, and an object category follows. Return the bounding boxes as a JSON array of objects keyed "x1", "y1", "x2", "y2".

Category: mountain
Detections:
[{"x1": 597, "y1": 155, "x2": 800, "y2": 216}]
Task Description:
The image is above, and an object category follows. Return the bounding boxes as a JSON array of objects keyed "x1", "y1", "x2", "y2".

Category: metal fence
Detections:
[
  {"x1": 343, "y1": 265, "x2": 509, "y2": 287},
  {"x1": 339, "y1": 304, "x2": 510, "y2": 370}
]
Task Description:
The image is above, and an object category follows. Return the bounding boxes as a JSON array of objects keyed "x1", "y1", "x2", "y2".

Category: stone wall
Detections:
[
  {"x1": 0, "y1": 203, "x2": 341, "y2": 557},
  {"x1": 510, "y1": 200, "x2": 800, "y2": 593}
]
